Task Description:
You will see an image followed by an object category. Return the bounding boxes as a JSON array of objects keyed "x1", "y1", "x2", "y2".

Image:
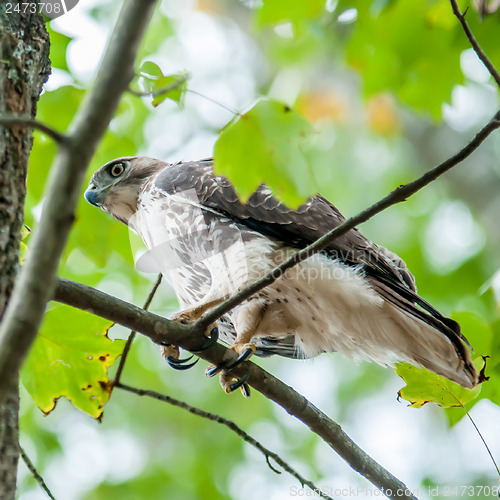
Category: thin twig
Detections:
[
  {"x1": 128, "y1": 75, "x2": 188, "y2": 99},
  {"x1": 0, "y1": 116, "x2": 68, "y2": 144},
  {"x1": 113, "y1": 274, "x2": 162, "y2": 386},
  {"x1": 464, "y1": 412, "x2": 500, "y2": 477},
  {"x1": 196, "y1": 111, "x2": 500, "y2": 330},
  {"x1": 186, "y1": 89, "x2": 241, "y2": 116},
  {"x1": 450, "y1": 0, "x2": 500, "y2": 89},
  {"x1": 53, "y1": 277, "x2": 419, "y2": 500},
  {"x1": 129, "y1": 77, "x2": 240, "y2": 115},
  {"x1": 115, "y1": 382, "x2": 334, "y2": 500},
  {"x1": 19, "y1": 445, "x2": 56, "y2": 500},
  {"x1": 448, "y1": 389, "x2": 500, "y2": 478}
]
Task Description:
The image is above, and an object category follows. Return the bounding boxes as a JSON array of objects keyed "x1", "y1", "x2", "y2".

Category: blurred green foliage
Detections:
[
  {"x1": 337, "y1": 0, "x2": 500, "y2": 118},
  {"x1": 17, "y1": 0, "x2": 500, "y2": 498},
  {"x1": 257, "y1": 0, "x2": 325, "y2": 31}
]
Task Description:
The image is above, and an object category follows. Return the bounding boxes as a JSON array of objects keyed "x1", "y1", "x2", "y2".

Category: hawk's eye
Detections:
[{"x1": 110, "y1": 163, "x2": 125, "y2": 177}]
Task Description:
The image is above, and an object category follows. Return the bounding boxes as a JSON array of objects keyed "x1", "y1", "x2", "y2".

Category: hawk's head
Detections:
[{"x1": 85, "y1": 156, "x2": 166, "y2": 224}]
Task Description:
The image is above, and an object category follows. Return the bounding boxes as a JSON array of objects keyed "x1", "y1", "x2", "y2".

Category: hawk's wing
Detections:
[
  {"x1": 152, "y1": 159, "x2": 470, "y2": 358},
  {"x1": 154, "y1": 160, "x2": 413, "y2": 283}
]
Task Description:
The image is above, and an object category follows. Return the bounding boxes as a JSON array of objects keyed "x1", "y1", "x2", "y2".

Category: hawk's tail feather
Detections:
[{"x1": 370, "y1": 279, "x2": 479, "y2": 389}]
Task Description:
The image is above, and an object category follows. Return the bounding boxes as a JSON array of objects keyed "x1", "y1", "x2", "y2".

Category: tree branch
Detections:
[
  {"x1": 113, "y1": 274, "x2": 163, "y2": 386},
  {"x1": 450, "y1": 0, "x2": 500, "y2": 89},
  {"x1": 186, "y1": 89, "x2": 240, "y2": 116},
  {"x1": 0, "y1": 0, "x2": 159, "y2": 404},
  {"x1": 19, "y1": 445, "x2": 56, "y2": 500},
  {"x1": 0, "y1": 116, "x2": 67, "y2": 144},
  {"x1": 115, "y1": 382, "x2": 334, "y2": 500},
  {"x1": 53, "y1": 277, "x2": 418, "y2": 500},
  {"x1": 196, "y1": 110, "x2": 500, "y2": 329}
]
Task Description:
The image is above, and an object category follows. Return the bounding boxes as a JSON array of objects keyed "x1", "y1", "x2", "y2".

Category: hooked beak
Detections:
[{"x1": 84, "y1": 184, "x2": 106, "y2": 207}]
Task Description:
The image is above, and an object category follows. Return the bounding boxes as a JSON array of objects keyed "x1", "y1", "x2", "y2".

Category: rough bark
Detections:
[{"x1": 0, "y1": 4, "x2": 50, "y2": 499}]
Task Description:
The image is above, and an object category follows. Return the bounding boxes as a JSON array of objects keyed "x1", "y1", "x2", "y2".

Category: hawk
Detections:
[{"x1": 85, "y1": 157, "x2": 478, "y2": 394}]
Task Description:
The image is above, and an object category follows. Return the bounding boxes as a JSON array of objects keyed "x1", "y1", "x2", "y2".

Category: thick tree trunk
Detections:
[{"x1": 0, "y1": 4, "x2": 50, "y2": 498}]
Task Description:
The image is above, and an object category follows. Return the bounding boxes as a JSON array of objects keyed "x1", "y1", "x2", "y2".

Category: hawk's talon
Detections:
[
  {"x1": 167, "y1": 355, "x2": 199, "y2": 370},
  {"x1": 205, "y1": 359, "x2": 231, "y2": 378},
  {"x1": 191, "y1": 327, "x2": 219, "y2": 353},
  {"x1": 241, "y1": 382, "x2": 251, "y2": 398},
  {"x1": 161, "y1": 343, "x2": 198, "y2": 370},
  {"x1": 164, "y1": 327, "x2": 218, "y2": 372},
  {"x1": 225, "y1": 347, "x2": 254, "y2": 370},
  {"x1": 229, "y1": 371, "x2": 250, "y2": 393},
  {"x1": 167, "y1": 354, "x2": 195, "y2": 364},
  {"x1": 205, "y1": 344, "x2": 252, "y2": 377},
  {"x1": 205, "y1": 365, "x2": 219, "y2": 378},
  {"x1": 218, "y1": 370, "x2": 251, "y2": 397}
]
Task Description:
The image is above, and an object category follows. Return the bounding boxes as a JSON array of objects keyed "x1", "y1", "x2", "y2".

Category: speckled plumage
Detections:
[{"x1": 85, "y1": 156, "x2": 479, "y2": 388}]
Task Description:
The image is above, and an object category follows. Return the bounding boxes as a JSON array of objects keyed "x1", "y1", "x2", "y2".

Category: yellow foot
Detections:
[
  {"x1": 209, "y1": 341, "x2": 255, "y2": 368},
  {"x1": 160, "y1": 344, "x2": 180, "y2": 360},
  {"x1": 169, "y1": 310, "x2": 199, "y2": 324},
  {"x1": 226, "y1": 342, "x2": 256, "y2": 360},
  {"x1": 169, "y1": 310, "x2": 218, "y2": 341},
  {"x1": 165, "y1": 308, "x2": 219, "y2": 370},
  {"x1": 205, "y1": 341, "x2": 255, "y2": 397},
  {"x1": 219, "y1": 370, "x2": 251, "y2": 398},
  {"x1": 162, "y1": 342, "x2": 199, "y2": 370},
  {"x1": 169, "y1": 297, "x2": 226, "y2": 325}
]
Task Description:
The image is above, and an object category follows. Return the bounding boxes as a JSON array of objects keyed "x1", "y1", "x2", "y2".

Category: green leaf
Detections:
[
  {"x1": 214, "y1": 99, "x2": 315, "y2": 207},
  {"x1": 21, "y1": 306, "x2": 125, "y2": 419},
  {"x1": 137, "y1": 61, "x2": 163, "y2": 95},
  {"x1": 396, "y1": 362, "x2": 482, "y2": 409},
  {"x1": 151, "y1": 74, "x2": 188, "y2": 106},
  {"x1": 136, "y1": 62, "x2": 187, "y2": 106},
  {"x1": 139, "y1": 60, "x2": 164, "y2": 79}
]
